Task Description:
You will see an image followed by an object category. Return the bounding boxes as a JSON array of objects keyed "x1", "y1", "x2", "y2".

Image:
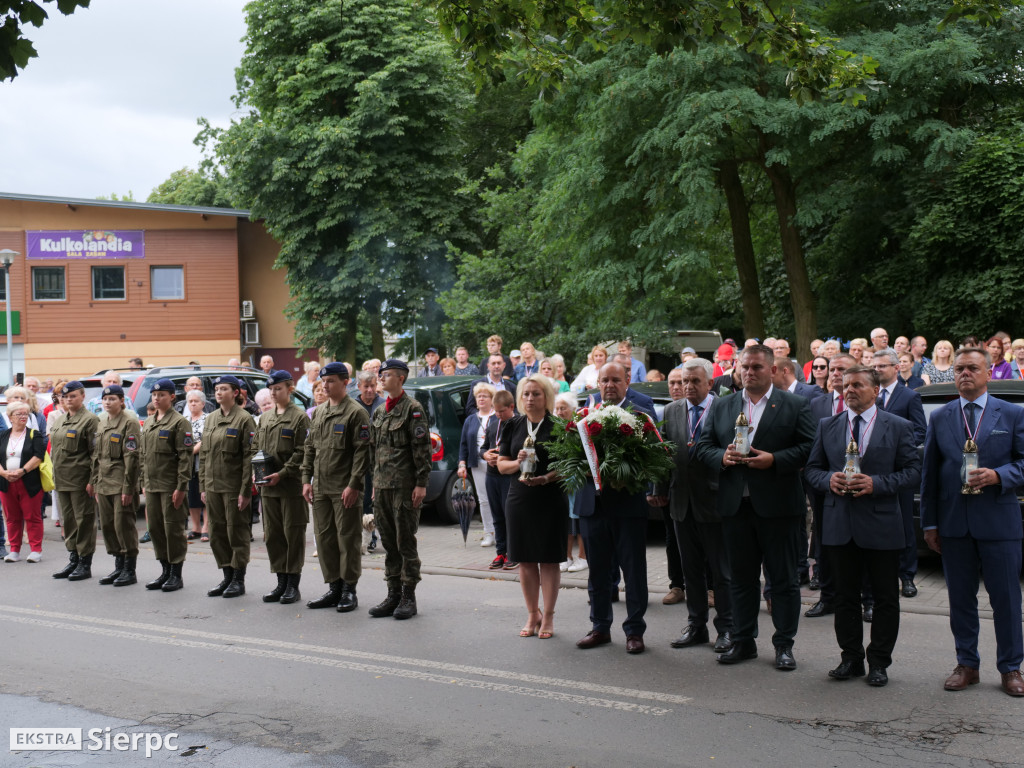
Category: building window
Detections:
[
  {"x1": 92, "y1": 265, "x2": 125, "y2": 300},
  {"x1": 32, "y1": 267, "x2": 65, "y2": 301},
  {"x1": 151, "y1": 266, "x2": 184, "y2": 300}
]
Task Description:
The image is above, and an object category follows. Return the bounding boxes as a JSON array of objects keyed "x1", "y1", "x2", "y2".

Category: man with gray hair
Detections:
[
  {"x1": 87, "y1": 371, "x2": 122, "y2": 415},
  {"x1": 870, "y1": 328, "x2": 890, "y2": 354}
]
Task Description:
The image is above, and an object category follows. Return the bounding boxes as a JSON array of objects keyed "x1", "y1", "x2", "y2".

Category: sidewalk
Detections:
[{"x1": 32, "y1": 512, "x2": 978, "y2": 618}]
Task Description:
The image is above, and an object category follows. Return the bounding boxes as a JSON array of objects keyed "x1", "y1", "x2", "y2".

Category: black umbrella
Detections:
[{"x1": 453, "y1": 478, "x2": 476, "y2": 545}]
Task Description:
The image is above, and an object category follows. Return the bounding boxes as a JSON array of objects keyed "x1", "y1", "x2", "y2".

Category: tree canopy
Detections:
[{"x1": 1, "y1": 0, "x2": 90, "y2": 80}]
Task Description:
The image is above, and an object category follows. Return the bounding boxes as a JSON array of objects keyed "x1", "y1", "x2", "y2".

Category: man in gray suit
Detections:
[
  {"x1": 805, "y1": 365, "x2": 921, "y2": 687},
  {"x1": 649, "y1": 358, "x2": 733, "y2": 653}
]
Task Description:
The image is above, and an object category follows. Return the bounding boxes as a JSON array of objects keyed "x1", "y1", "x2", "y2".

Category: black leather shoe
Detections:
[
  {"x1": 717, "y1": 641, "x2": 757, "y2": 664},
  {"x1": 805, "y1": 601, "x2": 834, "y2": 618},
  {"x1": 670, "y1": 625, "x2": 709, "y2": 648},
  {"x1": 828, "y1": 659, "x2": 866, "y2": 680},
  {"x1": 808, "y1": 576, "x2": 820, "y2": 591},
  {"x1": 775, "y1": 646, "x2": 797, "y2": 671},
  {"x1": 336, "y1": 583, "x2": 358, "y2": 613},
  {"x1": 307, "y1": 580, "x2": 343, "y2": 609},
  {"x1": 901, "y1": 578, "x2": 918, "y2": 598},
  {"x1": 263, "y1": 573, "x2": 287, "y2": 602},
  {"x1": 280, "y1": 574, "x2": 301, "y2": 604},
  {"x1": 713, "y1": 632, "x2": 734, "y2": 653},
  {"x1": 576, "y1": 630, "x2": 612, "y2": 650},
  {"x1": 863, "y1": 606, "x2": 874, "y2": 623},
  {"x1": 867, "y1": 666, "x2": 888, "y2": 686}
]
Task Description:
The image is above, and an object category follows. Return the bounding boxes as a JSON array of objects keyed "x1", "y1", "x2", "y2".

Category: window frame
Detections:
[
  {"x1": 149, "y1": 265, "x2": 186, "y2": 302},
  {"x1": 31, "y1": 265, "x2": 67, "y2": 302},
  {"x1": 91, "y1": 264, "x2": 127, "y2": 301}
]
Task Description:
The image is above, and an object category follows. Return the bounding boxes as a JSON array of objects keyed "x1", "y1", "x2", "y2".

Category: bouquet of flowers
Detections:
[{"x1": 548, "y1": 403, "x2": 676, "y2": 495}]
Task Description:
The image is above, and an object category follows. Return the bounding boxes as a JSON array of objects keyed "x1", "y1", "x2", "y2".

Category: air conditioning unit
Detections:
[
  {"x1": 243, "y1": 321, "x2": 260, "y2": 346},
  {"x1": 241, "y1": 300, "x2": 255, "y2": 319}
]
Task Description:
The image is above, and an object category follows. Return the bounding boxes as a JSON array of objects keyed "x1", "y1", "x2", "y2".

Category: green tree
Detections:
[
  {"x1": 1, "y1": 0, "x2": 90, "y2": 80},
  {"x1": 211, "y1": 0, "x2": 472, "y2": 362},
  {"x1": 147, "y1": 166, "x2": 232, "y2": 208}
]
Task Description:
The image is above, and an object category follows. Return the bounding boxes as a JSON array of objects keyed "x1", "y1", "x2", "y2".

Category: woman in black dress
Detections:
[{"x1": 498, "y1": 374, "x2": 568, "y2": 639}]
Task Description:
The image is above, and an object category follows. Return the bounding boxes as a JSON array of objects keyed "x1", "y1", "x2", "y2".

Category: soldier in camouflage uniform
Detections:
[
  {"x1": 368, "y1": 359, "x2": 432, "y2": 619},
  {"x1": 301, "y1": 362, "x2": 372, "y2": 612},
  {"x1": 255, "y1": 370, "x2": 310, "y2": 604},
  {"x1": 138, "y1": 378, "x2": 194, "y2": 592},
  {"x1": 89, "y1": 384, "x2": 142, "y2": 587},
  {"x1": 200, "y1": 375, "x2": 257, "y2": 598},
  {"x1": 50, "y1": 380, "x2": 101, "y2": 581}
]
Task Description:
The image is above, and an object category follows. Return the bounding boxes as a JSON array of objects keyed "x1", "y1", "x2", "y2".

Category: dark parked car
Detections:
[{"x1": 124, "y1": 365, "x2": 310, "y2": 415}]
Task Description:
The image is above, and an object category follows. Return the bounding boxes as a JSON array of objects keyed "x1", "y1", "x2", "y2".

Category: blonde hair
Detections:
[
  {"x1": 516, "y1": 374, "x2": 556, "y2": 414},
  {"x1": 5, "y1": 386, "x2": 39, "y2": 414},
  {"x1": 933, "y1": 340, "x2": 955, "y2": 362},
  {"x1": 590, "y1": 345, "x2": 609, "y2": 362},
  {"x1": 6, "y1": 400, "x2": 31, "y2": 418},
  {"x1": 473, "y1": 383, "x2": 497, "y2": 400}
]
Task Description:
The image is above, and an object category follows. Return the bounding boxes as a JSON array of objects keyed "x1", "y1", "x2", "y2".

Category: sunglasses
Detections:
[{"x1": 812, "y1": 365, "x2": 827, "y2": 369}]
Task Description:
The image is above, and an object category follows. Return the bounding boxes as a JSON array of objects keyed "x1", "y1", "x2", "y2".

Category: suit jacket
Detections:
[
  {"x1": 792, "y1": 381, "x2": 825, "y2": 402},
  {"x1": 0, "y1": 428, "x2": 49, "y2": 496},
  {"x1": 466, "y1": 378, "x2": 517, "y2": 415},
  {"x1": 590, "y1": 388, "x2": 657, "y2": 421},
  {"x1": 878, "y1": 383, "x2": 926, "y2": 444},
  {"x1": 920, "y1": 395, "x2": 1024, "y2": 540},
  {"x1": 654, "y1": 398, "x2": 719, "y2": 523},
  {"x1": 694, "y1": 388, "x2": 816, "y2": 518},
  {"x1": 805, "y1": 410, "x2": 921, "y2": 549}
]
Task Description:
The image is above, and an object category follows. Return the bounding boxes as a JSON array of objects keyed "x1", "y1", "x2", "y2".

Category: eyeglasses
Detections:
[{"x1": 812, "y1": 365, "x2": 827, "y2": 370}]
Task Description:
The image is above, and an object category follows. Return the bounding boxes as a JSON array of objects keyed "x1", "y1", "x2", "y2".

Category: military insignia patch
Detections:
[
  {"x1": 158, "y1": 429, "x2": 170, "y2": 440},
  {"x1": 249, "y1": 431, "x2": 256, "y2": 445},
  {"x1": 110, "y1": 433, "x2": 121, "y2": 444},
  {"x1": 359, "y1": 425, "x2": 369, "y2": 440},
  {"x1": 66, "y1": 430, "x2": 77, "y2": 439},
  {"x1": 125, "y1": 435, "x2": 138, "y2": 452},
  {"x1": 414, "y1": 425, "x2": 427, "y2": 439},
  {"x1": 412, "y1": 411, "x2": 422, "y2": 419},
  {"x1": 281, "y1": 428, "x2": 294, "y2": 439},
  {"x1": 225, "y1": 428, "x2": 239, "y2": 438},
  {"x1": 184, "y1": 432, "x2": 194, "y2": 447},
  {"x1": 333, "y1": 423, "x2": 346, "y2": 436}
]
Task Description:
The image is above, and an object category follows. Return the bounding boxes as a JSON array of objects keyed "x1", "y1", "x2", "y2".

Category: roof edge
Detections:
[{"x1": 0, "y1": 191, "x2": 252, "y2": 218}]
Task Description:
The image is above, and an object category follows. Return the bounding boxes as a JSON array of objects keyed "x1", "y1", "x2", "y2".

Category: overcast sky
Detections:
[{"x1": 0, "y1": 0, "x2": 248, "y2": 201}]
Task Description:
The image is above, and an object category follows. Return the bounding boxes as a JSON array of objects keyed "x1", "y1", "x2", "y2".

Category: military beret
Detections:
[
  {"x1": 425, "y1": 347, "x2": 439, "y2": 354},
  {"x1": 379, "y1": 358, "x2": 409, "y2": 375},
  {"x1": 101, "y1": 384, "x2": 124, "y2": 398},
  {"x1": 150, "y1": 378, "x2": 176, "y2": 394},
  {"x1": 63, "y1": 380, "x2": 85, "y2": 393},
  {"x1": 319, "y1": 362, "x2": 350, "y2": 379},
  {"x1": 269, "y1": 369, "x2": 293, "y2": 385},
  {"x1": 213, "y1": 375, "x2": 243, "y2": 390}
]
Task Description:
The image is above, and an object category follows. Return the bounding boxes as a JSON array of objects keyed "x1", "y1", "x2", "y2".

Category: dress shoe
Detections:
[
  {"x1": 576, "y1": 630, "x2": 612, "y2": 650},
  {"x1": 625, "y1": 635, "x2": 645, "y2": 654},
  {"x1": 943, "y1": 665, "x2": 980, "y2": 691},
  {"x1": 828, "y1": 660, "x2": 866, "y2": 680},
  {"x1": 713, "y1": 632, "x2": 734, "y2": 653},
  {"x1": 717, "y1": 641, "x2": 757, "y2": 664},
  {"x1": 901, "y1": 578, "x2": 918, "y2": 598},
  {"x1": 670, "y1": 624, "x2": 709, "y2": 648},
  {"x1": 808, "y1": 576, "x2": 820, "y2": 591},
  {"x1": 662, "y1": 587, "x2": 685, "y2": 605},
  {"x1": 775, "y1": 646, "x2": 797, "y2": 671},
  {"x1": 1001, "y1": 670, "x2": 1024, "y2": 697},
  {"x1": 804, "y1": 601, "x2": 834, "y2": 618},
  {"x1": 867, "y1": 667, "x2": 888, "y2": 687},
  {"x1": 336, "y1": 583, "x2": 358, "y2": 613},
  {"x1": 862, "y1": 605, "x2": 874, "y2": 623}
]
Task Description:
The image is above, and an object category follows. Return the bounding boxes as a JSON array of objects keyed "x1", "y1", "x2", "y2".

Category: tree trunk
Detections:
[
  {"x1": 340, "y1": 310, "x2": 358, "y2": 366},
  {"x1": 717, "y1": 157, "x2": 765, "y2": 340},
  {"x1": 368, "y1": 304, "x2": 386, "y2": 360}
]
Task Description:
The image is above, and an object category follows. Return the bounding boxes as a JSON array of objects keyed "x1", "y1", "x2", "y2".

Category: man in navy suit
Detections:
[
  {"x1": 921, "y1": 347, "x2": 1024, "y2": 697},
  {"x1": 694, "y1": 345, "x2": 816, "y2": 671},
  {"x1": 805, "y1": 366, "x2": 921, "y2": 687},
  {"x1": 871, "y1": 348, "x2": 927, "y2": 599},
  {"x1": 576, "y1": 362, "x2": 656, "y2": 655},
  {"x1": 467, "y1": 355, "x2": 516, "y2": 415}
]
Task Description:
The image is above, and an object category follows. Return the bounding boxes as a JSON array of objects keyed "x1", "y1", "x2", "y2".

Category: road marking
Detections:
[{"x1": 0, "y1": 606, "x2": 686, "y2": 715}]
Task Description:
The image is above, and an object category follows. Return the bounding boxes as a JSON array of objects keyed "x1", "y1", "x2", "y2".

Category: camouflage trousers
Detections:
[{"x1": 373, "y1": 487, "x2": 421, "y2": 587}]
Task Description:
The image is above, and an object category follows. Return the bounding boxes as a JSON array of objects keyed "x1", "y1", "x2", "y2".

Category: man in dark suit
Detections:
[
  {"x1": 576, "y1": 362, "x2": 656, "y2": 655},
  {"x1": 773, "y1": 357, "x2": 824, "y2": 402},
  {"x1": 805, "y1": 365, "x2": 921, "y2": 687},
  {"x1": 467, "y1": 354, "x2": 517, "y2": 415},
  {"x1": 921, "y1": 347, "x2": 1024, "y2": 697},
  {"x1": 870, "y1": 348, "x2": 927, "y2": 599},
  {"x1": 649, "y1": 358, "x2": 733, "y2": 652},
  {"x1": 694, "y1": 345, "x2": 816, "y2": 670}
]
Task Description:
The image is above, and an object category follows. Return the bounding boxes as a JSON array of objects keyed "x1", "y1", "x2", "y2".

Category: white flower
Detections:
[{"x1": 581, "y1": 404, "x2": 639, "y2": 432}]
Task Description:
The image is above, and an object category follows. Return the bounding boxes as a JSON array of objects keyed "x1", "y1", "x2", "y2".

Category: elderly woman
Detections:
[
  {"x1": 570, "y1": 345, "x2": 608, "y2": 393},
  {"x1": 458, "y1": 383, "x2": 498, "y2": 551},
  {"x1": 986, "y1": 336, "x2": 1014, "y2": 379},
  {"x1": 4, "y1": 386, "x2": 46, "y2": 432},
  {"x1": 921, "y1": 340, "x2": 956, "y2": 385},
  {"x1": 548, "y1": 354, "x2": 571, "y2": 390},
  {"x1": 1010, "y1": 339, "x2": 1024, "y2": 379},
  {"x1": 540, "y1": 359, "x2": 570, "y2": 393},
  {"x1": 848, "y1": 338, "x2": 868, "y2": 364},
  {"x1": 184, "y1": 389, "x2": 209, "y2": 542},
  {"x1": 296, "y1": 361, "x2": 321, "y2": 399},
  {"x1": 0, "y1": 401, "x2": 48, "y2": 562},
  {"x1": 497, "y1": 374, "x2": 568, "y2": 639},
  {"x1": 820, "y1": 339, "x2": 841, "y2": 360},
  {"x1": 440, "y1": 357, "x2": 457, "y2": 376},
  {"x1": 306, "y1": 379, "x2": 327, "y2": 418}
]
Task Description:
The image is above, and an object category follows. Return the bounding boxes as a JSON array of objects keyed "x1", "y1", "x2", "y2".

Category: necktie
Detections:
[
  {"x1": 879, "y1": 389, "x2": 888, "y2": 408},
  {"x1": 835, "y1": 395, "x2": 845, "y2": 414},
  {"x1": 966, "y1": 402, "x2": 979, "y2": 435},
  {"x1": 853, "y1": 414, "x2": 863, "y2": 446},
  {"x1": 690, "y1": 405, "x2": 704, "y2": 443}
]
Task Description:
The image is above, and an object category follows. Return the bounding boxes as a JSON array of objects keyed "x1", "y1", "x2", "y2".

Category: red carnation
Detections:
[
  {"x1": 619, "y1": 423, "x2": 635, "y2": 436},
  {"x1": 566, "y1": 421, "x2": 576, "y2": 432},
  {"x1": 642, "y1": 420, "x2": 656, "y2": 433},
  {"x1": 585, "y1": 421, "x2": 603, "y2": 437}
]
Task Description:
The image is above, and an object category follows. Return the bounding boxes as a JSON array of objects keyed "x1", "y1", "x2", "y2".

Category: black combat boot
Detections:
[
  {"x1": 393, "y1": 584, "x2": 417, "y2": 620},
  {"x1": 280, "y1": 574, "x2": 301, "y2": 605},
  {"x1": 263, "y1": 573, "x2": 287, "y2": 603},
  {"x1": 336, "y1": 581, "x2": 358, "y2": 613},
  {"x1": 208, "y1": 566, "x2": 234, "y2": 596},
  {"x1": 306, "y1": 579, "x2": 343, "y2": 609},
  {"x1": 222, "y1": 566, "x2": 246, "y2": 598},
  {"x1": 368, "y1": 584, "x2": 402, "y2": 618},
  {"x1": 99, "y1": 555, "x2": 125, "y2": 585},
  {"x1": 161, "y1": 562, "x2": 184, "y2": 592},
  {"x1": 114, "y1": 556, "x2": 137, "y2": 586},
  {"x1": 67, "y1": 553, "x2": 93, "y2": 581},
  {"x1": 146, "y1": 560, "x2": 171, "y2": 590},
  {"x1": 53, "y1": 551, "x2": 78, "y2": 579}
]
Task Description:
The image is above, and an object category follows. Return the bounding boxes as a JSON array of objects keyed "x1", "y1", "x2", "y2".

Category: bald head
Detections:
[{"x1": 598, "y1": 362, "x2": 629, "y2": 405}]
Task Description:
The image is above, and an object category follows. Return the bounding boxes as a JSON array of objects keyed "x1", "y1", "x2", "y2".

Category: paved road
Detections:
[{"x1": 2, "y1": 532, "x2": 1022, "y2": 767}]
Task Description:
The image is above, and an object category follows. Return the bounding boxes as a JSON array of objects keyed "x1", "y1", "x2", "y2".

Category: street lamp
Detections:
[{"x1": 0, "y1": 248, "x2": 17, "y2": 388}]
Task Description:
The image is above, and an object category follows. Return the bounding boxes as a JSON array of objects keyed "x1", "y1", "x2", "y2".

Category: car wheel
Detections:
[{"x1": 435, "y1": 471, "x2": 461, "y2": 526}]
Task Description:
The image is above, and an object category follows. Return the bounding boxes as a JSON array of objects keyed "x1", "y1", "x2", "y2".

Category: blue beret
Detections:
[
  {"x1": 379, "y1": 358, "x2": 410, "y2": 374},
  {"x1": 150, "y1": 378, "x2": 176, "y2": 394},
  {"x1": 63, "y1": 380, "x2": 84, "y2": 393},
  {"x1": 320, "y1": 362, "x2": 350, "y2": 379},
  {"x1": 269, "y1": 370, "x2": 293, "y2": 385},
  {"x1": 214, "y1": 375, "x2": 243, "y2": 390},
  {"x1": 101, "y1": 385, "x2": 124, "y2": 398}
]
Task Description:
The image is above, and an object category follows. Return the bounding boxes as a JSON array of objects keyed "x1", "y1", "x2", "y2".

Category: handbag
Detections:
[{"x1": 29, "y1": 428, "x2": 55, "y2": 492}]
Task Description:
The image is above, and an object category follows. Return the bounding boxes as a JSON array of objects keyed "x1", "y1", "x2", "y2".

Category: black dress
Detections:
[{"x1": 500, "y1": 415, "x2": 569, "y2": 563}]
